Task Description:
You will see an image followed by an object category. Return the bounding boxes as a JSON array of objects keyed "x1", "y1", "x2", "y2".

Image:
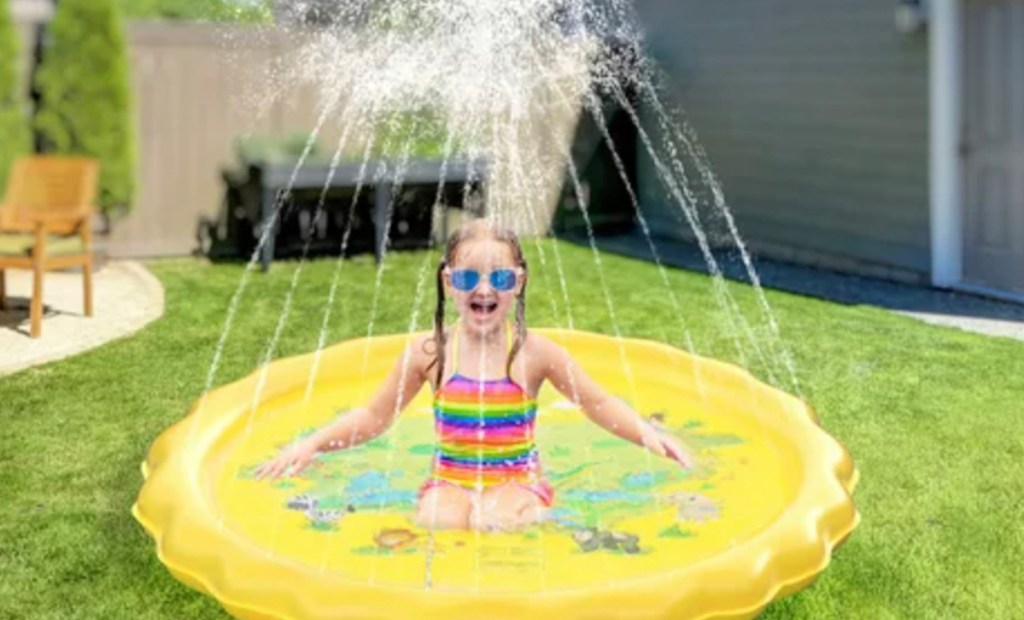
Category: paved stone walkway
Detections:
[
  {"x1": 575, "y1": 232, "x2": 1024, "y2": 343},
  {"x1": 0, "y1": 261, "x2": 164, "y2": 377}
]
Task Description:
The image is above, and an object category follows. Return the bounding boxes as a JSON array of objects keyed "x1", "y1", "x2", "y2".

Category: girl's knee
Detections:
[
  {"x1": 470, "y1": 484, "x2": 546, "y2": 531},
  {"x1": 416, "y1": 487, "x2": 472, "y2": 529}
]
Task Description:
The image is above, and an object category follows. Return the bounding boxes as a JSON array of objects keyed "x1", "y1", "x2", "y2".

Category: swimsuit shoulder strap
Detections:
[{"x1": 450, "y1": 326, "x2": 460, "y2": 377}]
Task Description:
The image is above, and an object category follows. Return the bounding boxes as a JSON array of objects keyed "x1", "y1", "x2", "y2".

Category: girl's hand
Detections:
[
  {"x1": 255, "y1": 436, "x2": 321, "y2": 481},
  {"x1": 659, "y1": 433, "x2": 695, "y2": 469},
  {"x1": 639, "y1": 423, "x2": 694, "y2": 469}
]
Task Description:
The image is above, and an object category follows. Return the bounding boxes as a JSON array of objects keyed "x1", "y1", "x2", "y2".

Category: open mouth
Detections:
[{"x1": 469, "y1": 300, "x2": 499, "y2": 317}]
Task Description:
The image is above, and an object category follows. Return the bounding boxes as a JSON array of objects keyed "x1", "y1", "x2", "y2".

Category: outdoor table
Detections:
[{"x1": 256, "y1": 158, "x2": 487, "y2": 271}]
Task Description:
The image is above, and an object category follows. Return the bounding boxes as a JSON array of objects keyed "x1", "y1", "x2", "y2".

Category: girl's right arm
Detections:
[{"x1": 254, "y1": 336, "x2": 432, "y2": 480}]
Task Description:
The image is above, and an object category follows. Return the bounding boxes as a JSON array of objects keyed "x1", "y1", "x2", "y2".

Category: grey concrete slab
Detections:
[{"x1": 0, "y1": 261, "x2": 165, "y2": 376}]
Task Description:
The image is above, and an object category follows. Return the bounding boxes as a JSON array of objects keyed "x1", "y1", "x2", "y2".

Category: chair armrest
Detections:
[
  {"x1": 24, "y1": 211, "x2": 91, "y2": 226},
  {"x1": 0, "y1": 204, "x2": 92, "y2": 237},
  {"x1": 3, "y1": 209, "x2": 91, "y2": 234}
]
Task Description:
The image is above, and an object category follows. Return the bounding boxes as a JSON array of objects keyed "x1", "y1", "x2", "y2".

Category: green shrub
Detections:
[
  {"x1": 0, "y1": 0, "x2": 30, "y2": 196},
  {"x1": 234, "y1": 133, "x2": 325, "y2": 166},
  {"x1": 373, "y1": 108, "x2": 463, "y2": 160},
  {"x1": 35, "y1": 0, "x2": 137, "y2": 216},
  {"x1": 116, "y1": 0, "x2": 273, "y2": 23}
]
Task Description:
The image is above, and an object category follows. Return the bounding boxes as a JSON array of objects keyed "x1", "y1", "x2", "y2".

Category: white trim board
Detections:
[{"x1": 929, "y1": 0, "x2": 964, "y2": 288}]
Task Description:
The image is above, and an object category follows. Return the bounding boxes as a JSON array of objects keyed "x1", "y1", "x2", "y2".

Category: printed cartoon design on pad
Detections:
[
  {"x1": 375, "y1": 528, "x2": 419, "y2": 551},
  {"x1": 670, "y1": 493, "x2": 720, "y2": 523},
  {"x1": 285, "y1": 493, "x2": 355, "y2": 530},
  {"x1": 572, "y1": 528, "x2": 642, "y2": 554},
  {"x1": 248, "y1": 403, "x2": 739, "y2": 559}
]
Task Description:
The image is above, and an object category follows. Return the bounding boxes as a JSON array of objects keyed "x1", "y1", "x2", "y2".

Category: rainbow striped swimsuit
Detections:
[{"x1": 419, "y1": 327, "x2": 555, "y2": 506}]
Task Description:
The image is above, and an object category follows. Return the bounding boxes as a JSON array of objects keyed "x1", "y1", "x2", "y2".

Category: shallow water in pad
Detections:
[
  {"x1": 210, "y1": 331, "x2": 800, "y2": 593},
  {"x1": 136, "y1": 329, "x2": 857, "y2": 620}
]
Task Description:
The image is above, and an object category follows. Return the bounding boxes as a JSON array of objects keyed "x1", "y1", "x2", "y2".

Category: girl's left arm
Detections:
[{"x1": 536, "y1": 336, "x2": 693, "y2": 469}]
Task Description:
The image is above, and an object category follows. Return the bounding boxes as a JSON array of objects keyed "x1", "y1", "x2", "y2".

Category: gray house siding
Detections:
[{"x1": 632, "y1": 0, "x2": 931, "y2": 278}]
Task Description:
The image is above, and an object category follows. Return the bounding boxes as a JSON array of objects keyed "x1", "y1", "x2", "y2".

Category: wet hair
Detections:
[{"x1": 425, "y1": 219, "x2": 528, "y2": 387}]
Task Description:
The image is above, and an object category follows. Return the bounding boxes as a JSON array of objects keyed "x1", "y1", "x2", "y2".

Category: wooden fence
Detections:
[
  {"x1": 9, "y1": 19, "x2": 582, "y2": 258},
  {"x1": 106, "y1": 24, "x2": 338, "y2": 257},
  {"x1": 102, "y1": 23, "x2": 580, "y2": 258}
]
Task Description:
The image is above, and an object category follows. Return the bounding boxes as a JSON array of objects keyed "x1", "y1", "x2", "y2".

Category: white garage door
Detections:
[{"x1": 962, "y1": 0, "x2": 1024, "y2": 294}]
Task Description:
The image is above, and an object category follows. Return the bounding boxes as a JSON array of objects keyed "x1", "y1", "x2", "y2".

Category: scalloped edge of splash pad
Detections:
[{"x1": 133, "y1": 329, "x2": 859, "y2": 620}]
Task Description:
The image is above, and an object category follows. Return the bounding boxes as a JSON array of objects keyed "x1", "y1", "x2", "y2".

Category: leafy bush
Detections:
[
  {"x1": 116, "y1": 0, "x2": 273, "y2": 23},
  {"x1": 34, "y1": 0, "x2": 137, "y2": 216},
  {"x1": 234, "y1": 133, "x2": 325, "y2": 166},
  {"x1": 232, "y1": 111, "x2": 463, "y2": 168},
  {"x1": 0, "y1": 0, "x2": 30, "y2": 196},
  {"x1": 373, "y1": 108, "x2": 462, "y2": 160}
]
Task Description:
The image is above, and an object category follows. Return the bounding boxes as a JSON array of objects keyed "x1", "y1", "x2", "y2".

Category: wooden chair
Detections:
[{"x1": 0, "y1": 156, "x2": 100, "y2": 338}]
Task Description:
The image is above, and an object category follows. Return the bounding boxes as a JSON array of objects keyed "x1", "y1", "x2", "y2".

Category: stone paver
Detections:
[{"x1": 0, "y1": 261, "x2": 164, "y2": 376}]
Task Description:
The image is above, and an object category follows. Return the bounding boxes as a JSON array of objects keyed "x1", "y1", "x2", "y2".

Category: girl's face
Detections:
[{"x1": 445, "y1": 238, "x2": 524, "y2": 337}]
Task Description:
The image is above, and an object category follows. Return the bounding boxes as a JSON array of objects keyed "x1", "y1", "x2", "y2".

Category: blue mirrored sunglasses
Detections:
[{"x1": 449, "y1": 268, "x2": 519, "y2": 292}]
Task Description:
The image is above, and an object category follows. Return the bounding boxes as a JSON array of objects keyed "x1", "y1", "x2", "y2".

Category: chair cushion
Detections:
[{"x1": 0, "y1": 232, "x2": 88, "y2": 257}]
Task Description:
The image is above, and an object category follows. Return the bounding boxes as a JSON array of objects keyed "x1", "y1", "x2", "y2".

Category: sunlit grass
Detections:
[{"x1": 1, "y1": 241, "x2": 1022, "y2": 618}]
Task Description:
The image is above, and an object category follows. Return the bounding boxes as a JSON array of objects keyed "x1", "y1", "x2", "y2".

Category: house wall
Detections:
[{"x1": 632, "y1": 0, "x2": 931, "y2": 279}]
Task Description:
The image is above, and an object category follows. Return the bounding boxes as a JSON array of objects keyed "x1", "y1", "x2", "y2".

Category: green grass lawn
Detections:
[{"x1": 1, "y1": 241, "x2": 1023, "y2": 619}]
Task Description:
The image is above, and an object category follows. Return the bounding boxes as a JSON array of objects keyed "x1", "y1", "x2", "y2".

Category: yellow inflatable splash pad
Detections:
[{"x1": 133, "y1": 329, "x2": 859, "y2": 619}]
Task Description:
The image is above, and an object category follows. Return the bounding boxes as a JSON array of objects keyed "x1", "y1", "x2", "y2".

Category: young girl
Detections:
[{"x1": 256, "y1": 219, "x2": 692, "y2": 531}]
